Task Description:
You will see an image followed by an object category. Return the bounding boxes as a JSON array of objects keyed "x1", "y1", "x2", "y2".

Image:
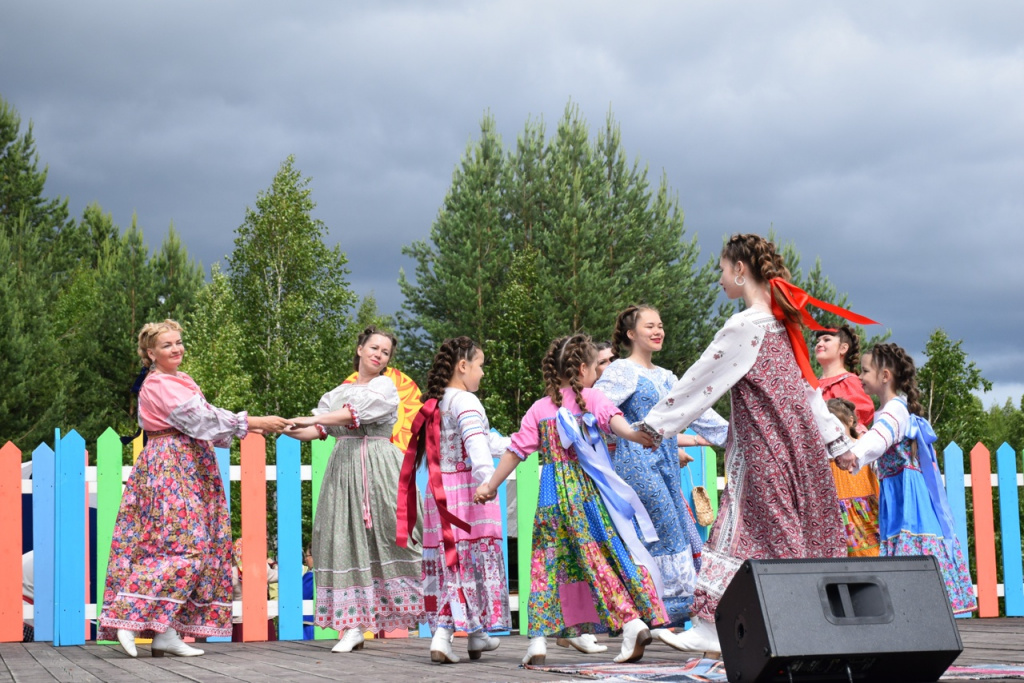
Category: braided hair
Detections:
[
  {"x1": 826, "y1": 398, "x2": 858, "y2": 439},
  {"x1": 721, "y1": 233, "x2": 800, "y2": 326},
  {"x1": 542, "y1": 333, "x2": 596, "y2": 411},
  {"x1": 611, "y1": 304, "x2": 659, "y2": 359},
  {"x1": 816, "y1": 323, "x2": 862, "y2": 373},
  {"x1": 867, "y1": 343, "x2": 923, "y2": 417},
  {"x1": 352, "y1": 326, "x2": 398, "y2": 375},
  {"x1": 424, "y1": 336, "x2": 481, "y2": 402}
]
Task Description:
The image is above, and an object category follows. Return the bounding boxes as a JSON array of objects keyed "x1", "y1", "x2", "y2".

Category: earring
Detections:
[{"x1": 734, "y1": 275, "x2": 746, "y2": 286}]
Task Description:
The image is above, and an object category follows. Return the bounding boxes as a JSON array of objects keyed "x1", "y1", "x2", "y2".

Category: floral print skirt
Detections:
[
  {"x1": 98, "y1": 432, "x2": 233, "y2": 639},
  {"x1": 527, "y1": 421, "x2": 668, "y2": 637}
]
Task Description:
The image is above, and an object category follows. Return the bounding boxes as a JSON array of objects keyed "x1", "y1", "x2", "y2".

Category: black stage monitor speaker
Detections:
[{"x1": 715, "y1": 556, "x2": 963, "y2": 683}]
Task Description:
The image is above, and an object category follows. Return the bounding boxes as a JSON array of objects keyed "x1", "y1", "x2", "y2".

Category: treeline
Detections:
[{"x1": 1, "y1": 94, "x2": 1017, "y2": 461}]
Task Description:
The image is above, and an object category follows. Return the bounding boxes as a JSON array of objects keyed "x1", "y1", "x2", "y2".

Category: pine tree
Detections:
[
  {"x1": 228, "y1": 155, "x2": 356, "y2": 418},
  {"x1": 397, "y1": 114, "x2": 510, "y2": 380}
]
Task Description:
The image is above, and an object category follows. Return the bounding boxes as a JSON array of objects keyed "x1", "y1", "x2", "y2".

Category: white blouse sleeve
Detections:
[
  {"x1": 644, "y1": 310, "x2": 762, "y2": 439},
  {"x1": 313, "y1": 376, "x2": 399, "y2": 434},
  {"x1": 450, "y1": 391, "x2": 506, "y2": 485},
  {"x1": 806, "y1": 384, "x2": 854, "y2": 458},
  {"x1": 852, "y1": 398, "x2": 910, "y2": 471},
  {"x1": 594, "y1": 360, "x2": 638, "y2": 407},
  {"x1": 166, "y1": 395, "x2": 248, "y2": 448}
]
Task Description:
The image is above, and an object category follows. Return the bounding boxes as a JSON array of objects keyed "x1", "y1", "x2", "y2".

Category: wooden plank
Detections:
[
  {"x1": 95, "y1": 429, "x2": 121, "y2": 625},
  {"x1": 310, "y1": 437, "x2": 336, "y2": 641},
  {"x1": 0, "y1": 442, "x2": 22, "y2": 643},
  {"x1": 970, "y1": 443, "x2": 998, "y2": 617},
  {"x1": 275, "y1": 435, "x2": 302, "y2": 641},
  {"x1": 24, "y1": 643, "x2": 103, "y2": 682},
  {"x1": 208, "y1": 446, "x2": 232, "y2": 644},
  {"x1": 997, "y1": 443, "x2": 1024, "y2": 616},
  {"x1": 56, "y1": 431, "x2": 86, "y2": 646},
  {"x1": 239, "y1": 435, "x2": 268, "y2": 642},
  {"x1": 515, "y1": 453, "x2": 539, "y2": 636},
  {"x1": 32, "y1": 442, "x2": 55, "y2": 643},
  {"x1": 943, "y1": 442, "x2": 972, "y2": 619}
]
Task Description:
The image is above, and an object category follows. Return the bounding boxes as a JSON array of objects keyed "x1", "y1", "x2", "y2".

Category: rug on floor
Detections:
[
  {"x1": 525, "y1": 659, "x2": 1024, "y2": 681},
  {"x1": 524, "y1": 657, "x2": 727, "y2": 682}
]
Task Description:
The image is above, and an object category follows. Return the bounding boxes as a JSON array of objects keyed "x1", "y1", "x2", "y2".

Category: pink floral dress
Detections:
[{"x1": 98, "y1": 371, "x2": 244, "y2": 639}]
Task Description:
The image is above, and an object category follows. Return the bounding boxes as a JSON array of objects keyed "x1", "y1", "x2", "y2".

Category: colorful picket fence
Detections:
[{"x1": 0, "y1": 431, "x2": 1020, "y2": 646}]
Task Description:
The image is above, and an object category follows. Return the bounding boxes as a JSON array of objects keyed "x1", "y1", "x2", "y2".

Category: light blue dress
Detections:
[{"x1": 595, "y1": 359, "x2": 728, "y2": 627}]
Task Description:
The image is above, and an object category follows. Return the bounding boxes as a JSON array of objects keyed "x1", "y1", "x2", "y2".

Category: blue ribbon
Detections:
[
  {"x1": 907, "y1": 413, "x2": 957, "y2": 558},
  {"x1": 555, "y1": 408, "x2": 663, "y2": 595}
]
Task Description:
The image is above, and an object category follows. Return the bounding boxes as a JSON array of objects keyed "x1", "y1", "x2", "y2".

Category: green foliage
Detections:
[
  {"x1": 227, "y1": 155, "x2": 357, "y2": 418},
  {"x1": 919, "y1": 328, "x2": 993, "y2": 449},
  {"x1": 480, "y1": 247, "x2": 548, "y2": 433},
  {"x1": 399, "y1": 102, "x2": 723, "y2": 416}
]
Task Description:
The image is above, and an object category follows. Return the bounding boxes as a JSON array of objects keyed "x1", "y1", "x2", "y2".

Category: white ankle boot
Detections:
[
  {"x1": 522, "y1": 635, "x2": 547, "y2": 665},
  {"x1": 430, "y1": 626, "x2": 459, "y2": 664},
  {"x1": 556, "y1": 633, "x2": 608, "y2": 654},
  {"x1": 656, "y1": 618, "x2": 721, "y2": 658},
  {"x1": 613, "y1": 619, "x2": 652, "y2": 663},
  {"x1": 331, "y1": 628, "x2": 365, "y2": 653},
  {"x1": 467, "y1": 631, "x2": 499, "y2": 660},
  {"x1": 116, "y1": 629, "x2": 137, "y2": 658},
  {"x1": 151, "y1": 628, "x2": 204, "y2": 657}
]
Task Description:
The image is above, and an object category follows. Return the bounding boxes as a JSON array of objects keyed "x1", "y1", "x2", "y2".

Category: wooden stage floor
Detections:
[{"x1": 1, "y1": 619, "x2": 1022, "y2": 682}]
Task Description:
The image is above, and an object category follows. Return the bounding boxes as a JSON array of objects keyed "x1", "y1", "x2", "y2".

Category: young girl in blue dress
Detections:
[{"x1": 837, "y1": 343, "x2": 976, "y2": 614}]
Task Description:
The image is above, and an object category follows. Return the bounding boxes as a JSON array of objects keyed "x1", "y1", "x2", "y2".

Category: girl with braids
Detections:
[
  {"x1": 836, "y1": 344, "x2": 976, "y2": 614},
  {"x1": 287, "y1": 327, "x2": 425, "y2": 653},
  {"x1": 815, "y1": 325, "x2": 881, "y2": 557},
  {"x1": 396, "y1": 336, "x2": 510, "y2": 664},
  {"x1": 594, "y1": 305, "x2": 728, "y2": 648},
  {"x1": 475, "y1": 334, "x2": 667, "y2": 666},
  {"x1": 101, "y1": 320, "x2": 288, "y2": 657},
  {"x1": 638, "y1": 234, "x2": 875, "y2": 656}
]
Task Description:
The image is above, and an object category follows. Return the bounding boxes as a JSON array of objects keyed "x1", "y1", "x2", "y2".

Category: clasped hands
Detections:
[{"x1": 834, "y1": 451, "x2": 858, "y2": 473}]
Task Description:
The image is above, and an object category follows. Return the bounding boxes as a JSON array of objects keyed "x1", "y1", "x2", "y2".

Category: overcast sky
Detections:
[{"x1": 2, "y1": 1, "x2": 1021, "y2": 406}]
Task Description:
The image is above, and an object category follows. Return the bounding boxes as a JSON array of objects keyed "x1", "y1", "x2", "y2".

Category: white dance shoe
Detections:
[
  {"x1": 613, "y1": 619, "x2": 652, "y2": 663},
  {"x1": 151, "y1": 628, "x2": 204, "y2": 657},
  {"x1": 116, "y1": 629, "x2": 137, "y2": 658},
  {"x1": 331, "y1": 628, "x2": 366, "y2": 653},
  {"x1": 467, "y1": 631, "x2": 500, "y2": 660},
  {"x1": 430, "y1": 626, "x2": 460, "y2": 664},
  {"x1": 556, "y1": 633, "x2": 608, "y2": 654},
  {"x1": 656, "y1": 619, "x2": 721, "y2": 658},
  {"x1": 522, "y1": 635, "x2": 547, "y2": 665}
]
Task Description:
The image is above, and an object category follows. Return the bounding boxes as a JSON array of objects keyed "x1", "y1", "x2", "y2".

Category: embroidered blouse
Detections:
[
  {"x1": 313, "y1": 375, "x2": 399, "y2": 436},
  {"x1": 440, "y1": 388, "x2": 510, "y2": 485},
  {"x1": 643, "y1": 308, "x2": 851, "y2": 457},
  {"x1": 138, "y1": 371, "x2": 248, "y2": 448},
  {"x1": 850, "y1": 396, "x2": 911, "y2": 471}
]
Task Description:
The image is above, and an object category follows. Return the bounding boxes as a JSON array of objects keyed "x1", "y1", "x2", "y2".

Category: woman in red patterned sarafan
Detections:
[{"x1": 637, "y1": 234, "x2": 875, "y2": 657}]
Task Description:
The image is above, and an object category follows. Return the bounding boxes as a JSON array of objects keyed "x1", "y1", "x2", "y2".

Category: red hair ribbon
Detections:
[
  {"x1": 395, "y1": 398, "x2": 470, "y2": 569},
  {"x1": 768, "y1": 278, "x2": 879, "y2": 388}
]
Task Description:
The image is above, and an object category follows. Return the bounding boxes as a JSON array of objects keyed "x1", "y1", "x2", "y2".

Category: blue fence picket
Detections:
[
  {"x1": 55, "y1": 430, "x2": 86, "y2": 646},
  {"x1": 996, "y1": 443, "x2": 1023, "y2": 616},
  {"x1": 943, "y1": 442, "x2": 972, "y2": 619},
  {"x1": 276, "y1": 435, "x2": 303, "y2": 640},
  {"x1": 31, "y1": 443, "x2": 55, "y2": 642}
]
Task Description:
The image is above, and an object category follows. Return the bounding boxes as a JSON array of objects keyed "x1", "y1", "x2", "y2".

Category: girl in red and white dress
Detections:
[{"x1": 398, "y1": 336, "x2": 511, "y2": 664}]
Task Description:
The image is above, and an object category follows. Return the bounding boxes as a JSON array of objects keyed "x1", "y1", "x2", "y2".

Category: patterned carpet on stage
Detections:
[{"x1": 524, "y1": 659, "x2": 1024, "y2": 681}]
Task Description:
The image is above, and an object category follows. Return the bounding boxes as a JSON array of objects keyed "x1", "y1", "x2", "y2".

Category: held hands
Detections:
[
  {"x1": 286, "y1": 415, "x2": 318, "y2": 430},
  {"x1": 474, "y1": 482, "x2": 497, "y2": 504},
  {"x1": 834, "y1": 451, "x2": 858, "y2": 472},
  {"x1": 249, "y1": 415, "x2": 290, "y2": 435},
  {"x1": 625, "y1": 428, "x2": 655, "y2": 449}
]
